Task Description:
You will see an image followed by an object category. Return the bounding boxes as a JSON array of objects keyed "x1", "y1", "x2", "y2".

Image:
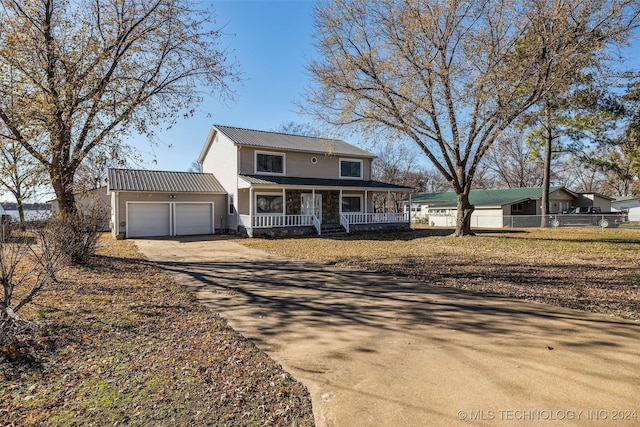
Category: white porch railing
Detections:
[
  {"x1": 239, "y1": 212, "x2": 409, "y2": 233},
  {"x1": 240, "y1": 214, "x2": 314, "y2": 228},
  {"x1": 343, "y1": 212, "x2": 409, "y2": 224},
  {"x1": 339, "y1": 214, "x2": 350, "y2": 234}
]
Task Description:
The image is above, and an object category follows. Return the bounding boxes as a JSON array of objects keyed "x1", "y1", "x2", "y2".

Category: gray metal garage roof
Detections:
[{"x1": 108, "y1": 168, "x2": 226, "y2": 193}]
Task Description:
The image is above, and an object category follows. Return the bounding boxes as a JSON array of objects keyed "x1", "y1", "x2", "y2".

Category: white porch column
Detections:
[
  {"x1": 387, "y1": 191, "x2": 391, "y2": 214},
  {"x1": 249, "y1": 187, "x2": 254, "y2": 227},
  {"x1": 282, "y1": 187, "x2": 286, "y2": 216},
  {"x1": 312, "y1": 189, "x2": 316, "y2": 217},
  {"x1": 365, "y1": 190, "x2": 368, "y2": 215}
]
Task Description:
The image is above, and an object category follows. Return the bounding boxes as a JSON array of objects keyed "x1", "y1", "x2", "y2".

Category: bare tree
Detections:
[
  {"x1": 1, "y1": 223, "x2": 68, "y2": 349},
  {"x1": 483, "y1": 130, "x2": 544, "y2": 188},
  {"x1": 372, "y1": 142, "x2": 422, "y2": 212},
  {"x1": 421, "y1": 169, "x2": 452, "y2": 193},
  {"x1": 187, "y1": 160, "x2": 201, "y2": 173},
  {"x1": 272, "y1": 121, "x2": 322, "y2": 137},
  {"x1": 304, "y1": 0, "x2": 640, "y2": 235},
  {"x1": 0, "y1": 0, "x2": 238, "y2": 216},
  {"x1": 0, "y1": 138, "x2": 46, "y2": 225},
  {"x1": 568, "y1": 153, "x2": 607, "y2": 193},
  {"x1": 589, "y1": 78, "x2": 640, "y2": 195},
  {"x1": 73, "y1": 144, "x2": 139, "y2": 192}
]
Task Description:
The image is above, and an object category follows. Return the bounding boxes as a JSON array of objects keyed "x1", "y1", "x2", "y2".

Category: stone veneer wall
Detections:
[
  {"x1": 286, "y1": 190, "x2": 302, "y2": 215},
  {"x1": 319, "y1": 190, "x2": 340, "y2": 223}
]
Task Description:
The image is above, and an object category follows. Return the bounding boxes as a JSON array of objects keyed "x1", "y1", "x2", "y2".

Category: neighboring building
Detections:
[
  {"x1": 408, "y1": 187, "x2": 612, "y2": 228},
  {"x1": 612, "y1": 195, "x2": 640, "y2": 222},
  {"x1": 109, "y1": 125, "x2": 412, "y2": 238},
  {"x1": 575, "y1": 192, "x2": 615, "y2": 211},
  {"x1": 51, "y1": 186, "x2": 111, "y2": 213},
  {"x1": 51, "y1": 186, "x2": 112, "y2": 231}
]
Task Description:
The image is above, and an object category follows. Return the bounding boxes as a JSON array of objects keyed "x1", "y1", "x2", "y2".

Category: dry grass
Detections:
[
  {"x1": 241, "y1": 227, "x2": 640, "y2": 320},
  {"x1": 1, "y1": 236, "x2": 314, "y2": 426}
]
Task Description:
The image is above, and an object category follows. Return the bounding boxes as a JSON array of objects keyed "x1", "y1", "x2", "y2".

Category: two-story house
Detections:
[{"x1": 108, "y1": 125, "x2": 412, "y2": 238}]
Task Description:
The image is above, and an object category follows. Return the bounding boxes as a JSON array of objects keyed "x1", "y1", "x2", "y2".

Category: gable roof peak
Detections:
[{"x1": 210, "y1": 124, "x2": 374, "y2": 158}]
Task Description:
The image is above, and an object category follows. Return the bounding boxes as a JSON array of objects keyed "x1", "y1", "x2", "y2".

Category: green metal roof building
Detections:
[{"x1": 407, "y1": 186, "x2": 612, "y2": 228}]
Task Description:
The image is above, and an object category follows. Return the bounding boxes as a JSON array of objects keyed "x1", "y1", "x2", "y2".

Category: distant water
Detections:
[{"x1": 3, "y1": 209, "x2": 51, "y2": 221}]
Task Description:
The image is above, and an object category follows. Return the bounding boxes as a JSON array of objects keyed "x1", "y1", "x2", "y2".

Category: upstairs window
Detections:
[
  {"x1": 256, "y1": 151, "x2": 285, "y2": 175},
  {"x1": 340, "y1": 159, "x2": 362, "y2": 179}
]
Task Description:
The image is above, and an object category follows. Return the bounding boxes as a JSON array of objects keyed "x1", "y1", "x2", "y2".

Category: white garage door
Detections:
[
  {"x1": 174, "y1": 203, "x2": 214, "y2": 236},
  {"x1": 128, "y1": 203, "x2": 171, "y2": 237}
]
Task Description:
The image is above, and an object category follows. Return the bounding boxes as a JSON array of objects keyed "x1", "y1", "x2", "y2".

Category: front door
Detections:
[{"x1": 302, "y1": 193, "x2": 322, "y2": 222}]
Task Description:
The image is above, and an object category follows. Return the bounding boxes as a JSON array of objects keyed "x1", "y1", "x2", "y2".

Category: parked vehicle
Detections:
[{"x1": 549, "y1": 206, "x2": 627, "y2": 228}]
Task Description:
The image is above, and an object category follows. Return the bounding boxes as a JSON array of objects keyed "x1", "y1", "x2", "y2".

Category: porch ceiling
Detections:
[{"x1": 238, "y1": 175, "x2": 413, "y2": 192}]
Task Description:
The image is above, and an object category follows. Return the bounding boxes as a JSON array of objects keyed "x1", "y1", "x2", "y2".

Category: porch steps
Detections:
[{"x1": 320, "y1": 223, "x2": 348, "y2": 236}]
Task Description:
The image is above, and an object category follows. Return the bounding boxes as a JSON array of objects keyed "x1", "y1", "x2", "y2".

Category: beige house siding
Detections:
[
  {"x1": 112, "y1": 192, "x2": 226, "y2": 236},
  {"x1": 238, "y1": 147, "x2": 372, "y2": 180},
  {"x1": 506, "y1": 200, "x2": 538, "y2": 215},
  {"x1": 534, "y1": 189, "x2": 575, "y2": 214},
  {"x1": 576, "y1": 194, "x2": 612, "y2": 211},
  {"x1": 238, "y1": 188, "x2": 250, "y2": 215}
]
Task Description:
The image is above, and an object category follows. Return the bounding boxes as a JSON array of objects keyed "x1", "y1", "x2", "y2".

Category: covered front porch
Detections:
[{"x1": 235, "y1": 176, "x2": 412, "y2": 237}]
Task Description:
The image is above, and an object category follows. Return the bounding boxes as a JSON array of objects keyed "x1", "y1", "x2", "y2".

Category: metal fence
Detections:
[{"x1": 412, "y1": 213, "x2": 640, "y2": 229}]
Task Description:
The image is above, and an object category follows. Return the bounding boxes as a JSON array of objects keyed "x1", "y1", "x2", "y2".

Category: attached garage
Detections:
[
  {"x1": 174, "y1": 203, "x2": 214, "y2": 236},
  {"x1": 126, "y1": 202, "x2": 214, "y2": 237},
  {"x1": 127, "y1": 202, "x2": 171, "y2": 237},
  {"x1": 108, "y1": 169, "x2": 227, "y2": 239}
]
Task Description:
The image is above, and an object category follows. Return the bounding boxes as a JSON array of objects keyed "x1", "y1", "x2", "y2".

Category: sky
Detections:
[
  {"x1": 132, "y1": 0, "x2": 318, "y2": 172},
  {"x1": 132, "y1": 0, "x2": 640, "y2": 173},
  {"x1": 3, "y1": 0, "x2": 640, "y2": 203}
]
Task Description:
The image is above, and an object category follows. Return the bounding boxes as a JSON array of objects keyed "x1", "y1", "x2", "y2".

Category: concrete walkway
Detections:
[{"x1": 135, "y1": 236, "x2": 640, "y2": 427}]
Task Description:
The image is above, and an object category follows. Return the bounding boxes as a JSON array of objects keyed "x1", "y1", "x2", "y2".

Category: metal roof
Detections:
[
  {"x1": 108, "y1": 168, "x2": 226, "y2": 193},
  {"x1": 410, "y1": 186, "x2": 570, "y2": 208},
  {"x1": 239, "y1": 175, "x2": 413, "y2": 191},
  {"x1": 213, "y1": 125, "x2": 375, "y2": 158},
  {"x1": 613, "y1": 195, "x2": 640, "y2": 202}
]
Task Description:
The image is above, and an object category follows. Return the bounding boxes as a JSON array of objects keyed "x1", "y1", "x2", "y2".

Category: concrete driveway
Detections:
[{"x1": 135, "y1": 236, "x2": 640, "y2": 427}]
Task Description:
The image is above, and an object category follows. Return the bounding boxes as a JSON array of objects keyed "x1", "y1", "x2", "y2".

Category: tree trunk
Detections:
[
  {"x1": 540, "y1": 103, "x2": 553, "y2": 228},
  {"x1": 16, "y1": 197, "x2": 25, "y2": 225},
  {"x1": 50, "y1": 169, "x2": 77, "y2": 217},
  {"x1": 455, "y1": 192, "x2": 475, "y2": 236}
]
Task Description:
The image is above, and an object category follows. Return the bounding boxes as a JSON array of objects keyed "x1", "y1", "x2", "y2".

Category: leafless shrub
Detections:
[
  {"x1": 1, "y1": 224, "x2": 67, "y2": 354},
  {"x1": 1, "y1": 215, "x2": 11, "y2": 242},
  {"x1": 45, "y1": 201, "x2": 109, "y2": 265}
]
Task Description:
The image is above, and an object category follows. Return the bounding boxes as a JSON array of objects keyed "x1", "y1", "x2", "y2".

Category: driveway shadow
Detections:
[
  {"x1": 130, "y1": 239, "x2": 640, "y2": 427},
  {"x1": 152, "y1": 256, "x2": 640, "y2": 361}
]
